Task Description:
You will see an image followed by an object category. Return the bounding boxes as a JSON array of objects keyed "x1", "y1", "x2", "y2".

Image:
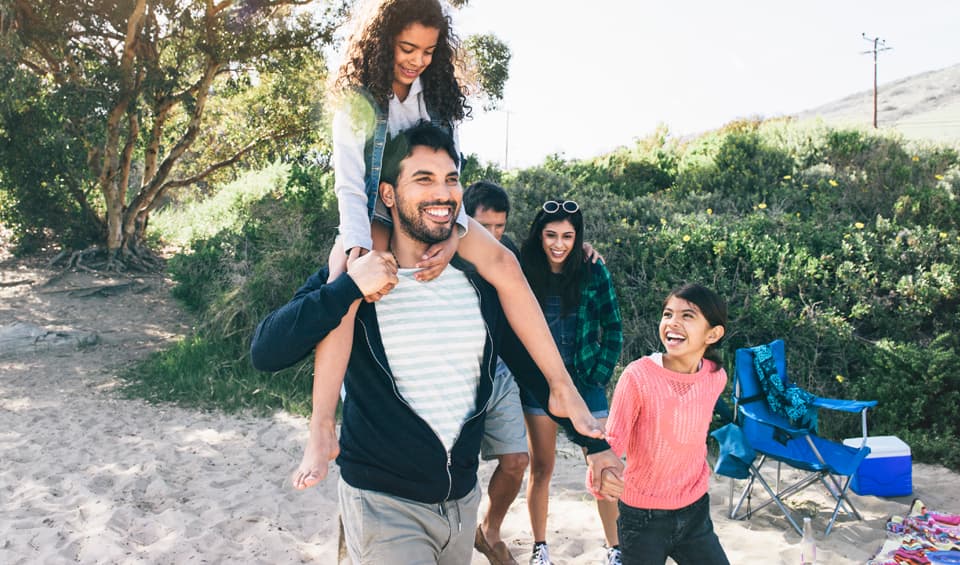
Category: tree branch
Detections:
[
  {"x1": 123, "y1": 59, "x2": 221, "y2": 233},
  {"x1": 13, "y1": 1, "x2": 65, "y2": 82},
  {"x1": 143, "y1": 100, "x2": 173, "y2": 185},
  {"x1": 118, "y1": 103, "x2": 141, "y2": 208},
  {"x1": 163, "y1": 127, "x2": 309, "y2": 191},
  {"x1": 210, "y1": 1, "x2": 236, "y2": 17},
  {"x1": 146, "y1": 127, "x2": 307, "y2": 216},
  {"x1": 98, "y1": 0, "x2": 148, "y2": 251}
]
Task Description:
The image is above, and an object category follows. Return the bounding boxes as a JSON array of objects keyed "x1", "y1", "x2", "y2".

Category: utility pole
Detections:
[
  {"x1": 503, "y1": 110, "x2": 511, "y2": 170},
  {"x1": 861, "y1": 33, "x2": 892, "y2": 128}
]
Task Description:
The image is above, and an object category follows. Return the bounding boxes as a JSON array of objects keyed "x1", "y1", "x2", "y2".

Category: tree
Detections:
[
  {"x1": 462, "y1": 33, "x2": 510, "y2": 111},
  {"x1": 1, "y1": 0, "x2": 343, "y2": 268},
  {"x1": 0, "y1": 0, "x2": 511, "y2": 267}
]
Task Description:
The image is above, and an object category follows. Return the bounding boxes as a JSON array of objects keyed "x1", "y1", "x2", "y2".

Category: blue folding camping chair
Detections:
[{"x1": 726, "y1": 339, "x2": 877, "y2": 535}]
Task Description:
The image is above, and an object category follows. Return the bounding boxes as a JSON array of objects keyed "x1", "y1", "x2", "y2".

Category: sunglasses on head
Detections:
[{"x1": 542, "y1": 200, "x2": 580, "y2": 214}]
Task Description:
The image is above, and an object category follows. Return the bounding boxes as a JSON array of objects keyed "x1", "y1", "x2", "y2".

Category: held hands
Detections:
[
  {"x1": 585, "y1": 449, "x2": 625, "y2": 501},
  {"x1": 346, "y1": 248, "x2": 398, "y2": 302},
  {"x1": 415, "y1": 231, "x2": 458, "y2": 282}
]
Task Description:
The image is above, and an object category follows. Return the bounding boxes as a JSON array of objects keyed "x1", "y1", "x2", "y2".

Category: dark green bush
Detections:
[{"x1": 0, "y1": 67, "x2": 103, "y2": 251}]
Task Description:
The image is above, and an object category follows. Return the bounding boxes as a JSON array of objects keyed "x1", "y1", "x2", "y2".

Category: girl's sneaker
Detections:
[
  {"x1": 530, "y1": 542, "x2": 552, "y2": 565},
  {"x1": 605, "y1": 545, "x2": 622, "y2": 565}
]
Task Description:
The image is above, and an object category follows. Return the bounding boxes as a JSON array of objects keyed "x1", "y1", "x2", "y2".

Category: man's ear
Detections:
[
  {"x1": 706, "y1": 324, "x2": 726, "y2": 345},
  {"x1": 379, "y1": 181, "x2": 395, "y2": 209}
]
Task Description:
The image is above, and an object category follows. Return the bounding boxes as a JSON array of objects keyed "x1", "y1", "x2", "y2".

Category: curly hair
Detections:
[{"x1": 334, "y1": 0, "x2": 470, "y2": 123}]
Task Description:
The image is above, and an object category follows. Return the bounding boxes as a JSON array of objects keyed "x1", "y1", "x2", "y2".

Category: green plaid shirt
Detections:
[{"x1": 572, "y1": 260, "x2": 623, "y2": 388}]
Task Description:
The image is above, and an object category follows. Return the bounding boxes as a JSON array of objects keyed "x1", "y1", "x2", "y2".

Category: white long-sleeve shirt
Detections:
[{"x1": 332, "y1": 77, "x2": 467, "y2": 252}]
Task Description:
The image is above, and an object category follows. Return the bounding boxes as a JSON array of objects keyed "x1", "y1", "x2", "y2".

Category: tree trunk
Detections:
[
  {"x1": 121, "y1": 60, "x2": 220, "y2": 242},
  {"x1": 98, "y1": 0, "x2": 146, "y2": 256}
]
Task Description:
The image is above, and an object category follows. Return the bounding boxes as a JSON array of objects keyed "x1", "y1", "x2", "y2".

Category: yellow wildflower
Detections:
[
  {"x1": 940, "y1": 232, "x2": 948, "y2": 239},
  {"x1": 935, "y1": 174, "x2": 944, "y2": 180},
  {"x1": 783, "y1": 175, "x2": 792, "y2": 180},
  {"x1": 758, "y1": 202, "x2": 767, "y2": 209},
  {"x1": 836, "y1": 375, "x2": 845, "y2": 383},
  {"x1": 660, "y1": 218, "x2": 667, "y2": 225},
  {"x1": 682, "y1": 235, "x2": 691, "y2": 242},
  {"x1": 828, "y1": 179, "x2": 839, "y2": 187},
  {"x1": 707, "y1": 208, "x2": 713, "y2": 215},
  {"x1": 912, "y1": 156, "x2": 920, "y2": 162},
  {"x1": 854, "y1": 222, "x2": 865, "y2": 229}
]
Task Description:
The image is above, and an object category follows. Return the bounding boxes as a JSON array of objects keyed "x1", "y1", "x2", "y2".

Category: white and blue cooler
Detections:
[{"x1": 842, "y1": 435, "x2": 912, "y2": 497}]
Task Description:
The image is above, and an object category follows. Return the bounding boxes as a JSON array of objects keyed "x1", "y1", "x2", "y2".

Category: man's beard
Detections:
[{"x1": 394, "y1": 196, "x2": 458, "y2": 245}]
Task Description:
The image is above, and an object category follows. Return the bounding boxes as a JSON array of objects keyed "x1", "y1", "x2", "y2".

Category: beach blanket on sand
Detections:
[{"x1": 868, "y1": 499, "x2": 960, "y2": 565}]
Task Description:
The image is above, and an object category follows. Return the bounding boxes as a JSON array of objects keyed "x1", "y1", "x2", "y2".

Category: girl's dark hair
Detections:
[
  {"x1": 664, "y1": 283, "x2": 728, "y2": 364},
  {"x1": 520, "y1": 204, "x2": 585, "y2": 314},
  {"x1": 335, "y1": 0, "x2": 470, "y2": 123}
]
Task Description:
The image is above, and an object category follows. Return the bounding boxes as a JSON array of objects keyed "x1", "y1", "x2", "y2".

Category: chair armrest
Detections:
[
  {"x1": 810, "y1": 397, "x2": 877, "y2": 413},
  {"x1": 739, "y1": 404, "x2": 812, "y2": 437}
]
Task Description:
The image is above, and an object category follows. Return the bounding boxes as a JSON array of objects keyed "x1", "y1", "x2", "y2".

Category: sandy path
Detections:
[{"x1": 2, "y1": 260, "x2": 957, "y2": 564}]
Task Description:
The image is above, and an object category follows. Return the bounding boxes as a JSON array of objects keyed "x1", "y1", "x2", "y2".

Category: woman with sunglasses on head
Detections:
[
  {"x1": 520, "y1": 200, "x2": 625, "y2": 565},
  {"x1": 294, "y1": 0, "x2": 607, "y2": 507}
]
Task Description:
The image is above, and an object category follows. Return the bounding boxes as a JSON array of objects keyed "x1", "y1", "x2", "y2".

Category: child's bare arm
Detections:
[
  {"x1": 457, "y1": 218, "x2": 603, "y2": 438},
  {"x1": 414, "y1": 221, "x2": 459, "y2": 281}
]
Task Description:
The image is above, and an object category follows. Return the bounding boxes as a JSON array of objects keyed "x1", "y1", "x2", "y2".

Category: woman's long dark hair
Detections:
[
  {"x1": 334, "y1": 0, "x2": 470, "y2": 123},
  {"x1": 664, "y1": 283, "x2": 728, "y2": 364},
  {"x1": 521, "y1": 204, "x2": 585, "y2": 315}
]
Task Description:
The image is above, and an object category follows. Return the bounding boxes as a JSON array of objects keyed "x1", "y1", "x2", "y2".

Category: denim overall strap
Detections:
[
  {"x1": 364, "y1": 96, "x2": 453, "y2": 219},
  {"x1": 364, "y1": 105, "x2": 389, "y2": 220},
  {"x1": 431, "y1": 116, "x2": 451, "y2": 133},
  {"x1": 424, "y1": 98, "x2": 454, "y2": 138}
]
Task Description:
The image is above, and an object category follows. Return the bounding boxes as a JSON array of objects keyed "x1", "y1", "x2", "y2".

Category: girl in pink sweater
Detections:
[{"x1": 602, "y1": 283, "x2": 730, "y2": 565}]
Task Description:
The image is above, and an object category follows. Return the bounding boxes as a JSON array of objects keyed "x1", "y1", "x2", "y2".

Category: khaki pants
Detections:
[{"x1": 338, "y1": 478, "x2": 481, "y2": 565}]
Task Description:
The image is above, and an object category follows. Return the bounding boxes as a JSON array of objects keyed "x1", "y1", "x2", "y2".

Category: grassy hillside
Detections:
[{"x1": 796, "y1": 63, "x2": 960, "y2": 144}]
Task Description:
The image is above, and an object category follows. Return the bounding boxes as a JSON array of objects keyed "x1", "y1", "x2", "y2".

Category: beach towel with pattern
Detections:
[{"x1": 868, "y1": 499, "x2": 960, "y2": 565}]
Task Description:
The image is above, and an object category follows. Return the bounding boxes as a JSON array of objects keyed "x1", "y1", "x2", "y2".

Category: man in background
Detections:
[{"x1": 465, "y1": 182, "x2": 528, "y2": 565}]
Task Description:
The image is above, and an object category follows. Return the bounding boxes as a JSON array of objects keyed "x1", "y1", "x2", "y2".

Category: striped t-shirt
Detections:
[{"x1": 375, "y1": 266, "x2": 486, "y2": 451}]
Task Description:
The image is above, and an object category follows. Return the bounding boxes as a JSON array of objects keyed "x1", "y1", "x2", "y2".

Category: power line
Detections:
[{"x1": 861, "y1": 33, "x2": 893, "y2": 128}]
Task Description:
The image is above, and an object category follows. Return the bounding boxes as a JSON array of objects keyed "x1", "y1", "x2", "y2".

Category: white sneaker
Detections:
[
  {"x1": 605, "y1": 546, "x2": 622, "y2": 565},
  {"x1": 530, "y1": 542, "x2": 552, "y2": 565}
]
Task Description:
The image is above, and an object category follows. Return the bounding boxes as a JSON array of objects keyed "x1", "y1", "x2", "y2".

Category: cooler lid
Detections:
[{"x1": 843, "y1": 435, "x2": 911, "y2": 457}]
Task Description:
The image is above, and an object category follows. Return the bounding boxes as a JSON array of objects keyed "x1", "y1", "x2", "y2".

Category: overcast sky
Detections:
[{"x1": 451, "y1": 0, "x2": 960, "y2": 168}]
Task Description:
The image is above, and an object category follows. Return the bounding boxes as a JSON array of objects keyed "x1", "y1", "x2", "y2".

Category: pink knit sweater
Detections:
[{"x1": 604, "y1": 355, "x2": 727, "y2": 510}]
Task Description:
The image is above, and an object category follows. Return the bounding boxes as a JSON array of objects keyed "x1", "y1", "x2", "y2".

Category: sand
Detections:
[{"x1": 2, "y1": 259, "x2": 958, "y2": 564}]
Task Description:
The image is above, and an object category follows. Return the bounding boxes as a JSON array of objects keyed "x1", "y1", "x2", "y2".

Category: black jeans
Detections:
[{"x1": 617, "y1": 494, "x2": 730, "y2": 565}]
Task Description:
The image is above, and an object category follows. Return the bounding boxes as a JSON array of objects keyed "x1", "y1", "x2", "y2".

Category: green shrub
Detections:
[
  {"x1": 0, "y1": 65, "x2": 104, "y2": 251},
  {"x1": 125, "y1": 162, "x2": 338, "y2": 414},
  {"x1": 846, "y1": 335, "x2": 960, "y2": 468}
]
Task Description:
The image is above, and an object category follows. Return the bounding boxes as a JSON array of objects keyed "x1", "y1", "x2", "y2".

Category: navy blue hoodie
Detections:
[{"x1": 250, "y1": 257, "x2": 609, "y2": 503}]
